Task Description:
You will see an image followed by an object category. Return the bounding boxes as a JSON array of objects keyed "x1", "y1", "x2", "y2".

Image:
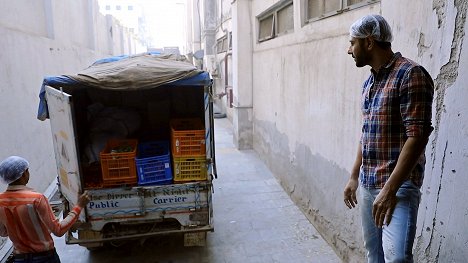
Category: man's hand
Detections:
[
  {"x1": 77, "y1": 191, "x2": 90, "y2": 208},
  {"x1": 344, "y1": 178, "x2": 359, "y2": 209},
  {"x1": 372, "y1": 188, "x2": 397, "y2": 227}
]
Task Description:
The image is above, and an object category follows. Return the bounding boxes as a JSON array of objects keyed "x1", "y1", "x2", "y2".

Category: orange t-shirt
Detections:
[{"x1": 0, "y1": 185, "x2": 81, "y2": 254}]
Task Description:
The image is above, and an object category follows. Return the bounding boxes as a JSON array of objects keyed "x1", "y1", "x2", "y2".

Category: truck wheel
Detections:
[{"x1": 184, "y1": 232, "x2": 207, "y2": 247}]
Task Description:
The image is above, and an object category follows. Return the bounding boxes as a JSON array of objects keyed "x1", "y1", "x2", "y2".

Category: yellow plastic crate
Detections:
[{"x1": 173, "y1": 156, "x2": 207, "y2": 182}]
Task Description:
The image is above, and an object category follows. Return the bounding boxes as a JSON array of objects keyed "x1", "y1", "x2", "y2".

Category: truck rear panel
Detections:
[{"x1": 43, "y1": 69, "x2": 216, "y2": 246}]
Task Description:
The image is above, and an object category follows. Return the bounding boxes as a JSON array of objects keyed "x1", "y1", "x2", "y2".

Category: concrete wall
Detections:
[
  {"x1": 0, "y1": 0, "x2": 142, "y2": 256},
  {"x1": 197, "y1": 0, "x2": 234, "y2": 123},
  {"x1": 233, "y1": 0, "x2": 467, "y2": 262},
  {"x1": 250, "y1": 2, "x2": 370, "y2": 261},
  {"x1": 215, "y1": 0, "x2": 233, "y2": 120},
  {"x1": 404, "y1": 1, "x2": 468, "y2": 262}
]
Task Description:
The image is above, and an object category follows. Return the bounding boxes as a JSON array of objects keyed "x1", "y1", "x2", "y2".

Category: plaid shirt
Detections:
[{"x1": 360, "y1": 52, "x2": 434, "y2": 189}]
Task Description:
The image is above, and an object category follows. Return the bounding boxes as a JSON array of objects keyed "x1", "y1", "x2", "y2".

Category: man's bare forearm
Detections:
[{"x1": 350, "y1": 142, "x2": 362, "y2": 180}]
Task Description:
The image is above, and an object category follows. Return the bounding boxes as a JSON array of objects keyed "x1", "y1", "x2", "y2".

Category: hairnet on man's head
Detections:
[
  {"x1": 349, "y1": 14, "x2": 393, "y2": 43},
  {"x1": 0, "y1": 156, "x2": 29, "y2": 184}
]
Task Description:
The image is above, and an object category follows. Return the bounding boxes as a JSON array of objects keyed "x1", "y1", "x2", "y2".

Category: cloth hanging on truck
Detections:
[
  {"x1": 69, "y1": 53, "x2": 201, "y2": 90},
  {"x1": 37, "y1": 53, "x2": 210, "y2": 121}
]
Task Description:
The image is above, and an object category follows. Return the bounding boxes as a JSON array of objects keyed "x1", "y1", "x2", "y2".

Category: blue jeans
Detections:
[
  {"x1": 13, "y1": 249, "x2": 61, "y2": 263},
  {"x1": 359, "y1": 181, "x2": 421, "y2": 263}
]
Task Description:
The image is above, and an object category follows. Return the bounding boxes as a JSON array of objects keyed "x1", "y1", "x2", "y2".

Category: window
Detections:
[
  {"x1": 105, "y1": 5, "x2": 111, "y2": 11},
  {"x1": 116, "y1": 5, "x2": 121, "y2": 10},
  {"x1": 307, "y1": 0, "x2": 377, "y2": 21},
  {"x1": 259, "y1": 15, "x2": 274, "y2": 41},
  {"x1": 348, "y1": 0, "x2": 365, "y2": 4},
  {"x1": 216, "y1": 32, "x2": 232, "y2": 53},
  {"x1": 128, "y1": 5, "x2": 133, "y2": 11},
  {"x1": 277, "y1": 3, "x2": 294, "y2": 34},
  {"x1": 216, "y1": 35, "x2": 229, "y2": 53},
  {"x1": 258, "y1": 0, "x2": 294, "y2": 42}
]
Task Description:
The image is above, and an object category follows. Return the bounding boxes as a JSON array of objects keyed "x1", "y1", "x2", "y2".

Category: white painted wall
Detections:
[
  {"x1": 392, "y1": 1, "x2": 468, "y2": 262},
  {"x1": 0, "y1": 0, "x2": 141, "y2": 256},
  {"x1": 231, "y1": 0, "x2": 468, "y2": 262},
  {"x1": 216, "y1": 12, "x2": 233, "y2": 120},
  {"x1": 98, "y1": 0, "x2": 143, "y2": 35},
  {"x1": 248, "y1": 3, "x2": 373, "y2": 262}
]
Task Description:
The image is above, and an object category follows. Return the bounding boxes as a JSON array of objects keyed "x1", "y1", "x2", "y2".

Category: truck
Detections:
[{"x1": 37, "y1": 53, "x2": 216, "y2": 249}]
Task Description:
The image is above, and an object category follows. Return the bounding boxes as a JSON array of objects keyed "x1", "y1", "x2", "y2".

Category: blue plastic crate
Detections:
[{"x1": 136, "y1": 141, "x2": 172, "y2": 185}]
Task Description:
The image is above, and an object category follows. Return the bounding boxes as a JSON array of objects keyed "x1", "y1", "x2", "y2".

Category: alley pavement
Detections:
[{"x1": 54, "y1": 118, "x2": 341, "y2": 263}]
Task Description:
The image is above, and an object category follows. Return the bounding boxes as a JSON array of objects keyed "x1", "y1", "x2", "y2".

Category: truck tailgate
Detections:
[{"x1": 86, "y1": 182, "x2": 212, "y2": 231}]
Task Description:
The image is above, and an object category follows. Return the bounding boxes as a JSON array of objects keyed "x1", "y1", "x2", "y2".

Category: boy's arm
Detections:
[
  {"x1": 0, "y1": 223, "x2": 8, "y2": 237},
  {"x1": 35, "y1": 195, "x2": 83, "y2": 237}
]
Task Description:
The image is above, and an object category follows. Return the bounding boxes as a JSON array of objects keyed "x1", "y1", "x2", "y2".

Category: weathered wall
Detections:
[
  {"x1": 246, "y1": 0, "x2": 468, "y2": 262},
  {"x1": 250, "y1": 2, "x2": 374, "y2": 262},
  {"x1": 0, "y1": 0, "x2": 141, "y2": 256},
  {"x1": 404, "y1": 1, "x2": 468, "y2": 262},
  {"x1": 204, "y1": 0, "x2": 234, "y2": 124}
]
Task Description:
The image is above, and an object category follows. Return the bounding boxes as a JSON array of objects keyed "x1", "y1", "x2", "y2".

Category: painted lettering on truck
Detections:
[
  {"x1": 87, "y1": 192, "x2": 191, "y2": 210},
  {"x1": 88, "y1": 200, "x2": 120, "y2": 209},
  {"x1": 153, "y1": 196, "x2": 187, "y2": 204}
]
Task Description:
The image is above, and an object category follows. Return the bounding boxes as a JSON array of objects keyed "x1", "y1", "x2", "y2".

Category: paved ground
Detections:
[{"x1": 53, "y1": 118, "x2": 341, "y2": 263}]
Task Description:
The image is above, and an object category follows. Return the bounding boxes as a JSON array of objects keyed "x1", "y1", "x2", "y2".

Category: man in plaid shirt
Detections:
[{"x1": 343, "y1": 15, "x2": 434, "y2": 262}]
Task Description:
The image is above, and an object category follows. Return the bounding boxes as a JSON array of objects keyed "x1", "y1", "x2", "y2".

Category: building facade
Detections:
[
  {"x1": 0, "y1": 0, "x2": 142, "y2": 258},
  {"x1": 195, "y1": 0, "x2": 468, "y2": 262},
  {"x1": 97, "y1": 0, "x2": 151, "y2": 48}
]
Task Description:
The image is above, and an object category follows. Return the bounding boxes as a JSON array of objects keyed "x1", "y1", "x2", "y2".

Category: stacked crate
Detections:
[
  {"x1": 100, "y1": 139, "x2": 138, "y2": 187},
  {"x1": 135, "y1": 141, "x2": 172, "y2": 185},
  {"x1": 170, "y1": 119, "x2": 207, "y2": 182}
]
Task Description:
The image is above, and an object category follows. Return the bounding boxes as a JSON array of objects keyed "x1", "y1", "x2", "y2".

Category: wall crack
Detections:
[
  {"x1": 425, "y1": 140, "x2": 448, "y2": 257},
  {"x1": 430, "y1": 0, "x2": 467, "y2": 166}
]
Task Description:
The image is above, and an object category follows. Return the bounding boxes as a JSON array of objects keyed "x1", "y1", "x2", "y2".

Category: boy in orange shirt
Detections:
[{"x1": 0, "y1": 156, "x2": 90, "y2": 263}]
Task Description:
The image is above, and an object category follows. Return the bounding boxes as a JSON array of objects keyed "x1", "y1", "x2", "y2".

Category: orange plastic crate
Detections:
[
  {"x1": 100, "y1": 139, "x2": 138, "y2": 187},
  {"x1": 170, "y1": 119, "x2": 206, "y2": 157},
  {"x1": 173, "y1": 156, "x2": 207, "y2": 182},
  {"x1": 102, "y1": 178, "x2": 137, "y2": 188},
  {"x1": 83, "y1": 163, "x2": 103, "y2": 189}
]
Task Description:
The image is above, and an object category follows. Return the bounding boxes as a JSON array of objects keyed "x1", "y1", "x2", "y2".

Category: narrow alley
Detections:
[{"x1": 52, "y1": 118, "x2": 341, "y2": 263}]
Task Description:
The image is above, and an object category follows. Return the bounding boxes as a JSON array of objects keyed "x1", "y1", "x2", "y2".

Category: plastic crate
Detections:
[
  {"x1": 170, "y1": 119, "x2": 205, "y2": 157},
  {"x1": 100, "y1": 139, "x2": 138, "y2": 187},
  {"x1": 83, "y1": 163, "x2": 103, "y2": 189},
  {"x1": 173, "y1": 156, "x2": 207, "y2": 182},
  {"x1": 102, "y1": 178, "x2": 137, "y2": 188},
  {"x1": 136, "y1": 141, "x2": 173, "y2": 185}
]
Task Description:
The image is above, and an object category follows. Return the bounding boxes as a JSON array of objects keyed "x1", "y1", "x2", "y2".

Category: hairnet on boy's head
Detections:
[
  {"x1": 349, "y1": 14, "x2": 393, "y2": 43},
  {"x1": 0, "y1": 156, "x2": 29, "y2": 184}
]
